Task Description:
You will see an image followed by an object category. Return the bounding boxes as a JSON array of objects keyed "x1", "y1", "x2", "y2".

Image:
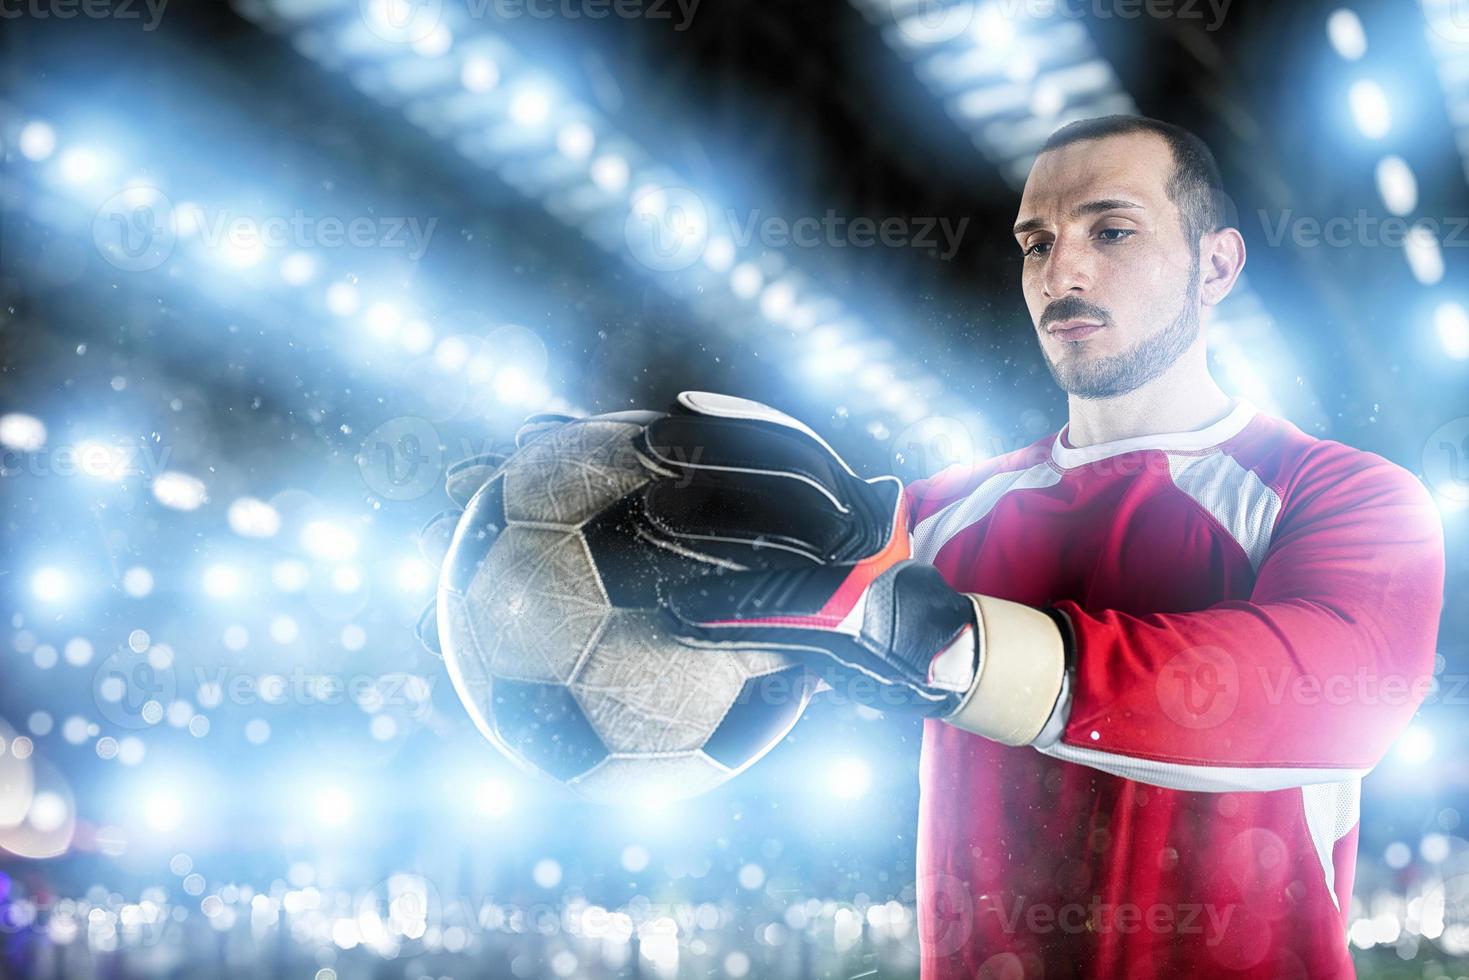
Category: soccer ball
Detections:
[{"x1": 433, "y1": 411, "x2": 815, "y2": 804}]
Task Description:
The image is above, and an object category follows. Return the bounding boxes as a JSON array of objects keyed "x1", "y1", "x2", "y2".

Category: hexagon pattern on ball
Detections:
[{"x1": 437, "y1": 415, "x2": 813, "y2": 805}]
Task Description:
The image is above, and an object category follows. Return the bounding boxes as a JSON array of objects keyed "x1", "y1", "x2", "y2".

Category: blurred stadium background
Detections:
[{"x1": 1, "y1": 0, "x2": 1467, "y2": 976}]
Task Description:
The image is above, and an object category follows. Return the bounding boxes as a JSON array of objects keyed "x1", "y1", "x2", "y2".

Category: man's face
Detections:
[{"x1": 1013, "y1": 132, "x2": 1202, "y2": 400}]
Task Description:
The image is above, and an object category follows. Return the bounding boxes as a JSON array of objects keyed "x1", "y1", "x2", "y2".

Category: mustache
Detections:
[{"x1": 1040, "y1": 297, "x2": 1112, "y2": 330}]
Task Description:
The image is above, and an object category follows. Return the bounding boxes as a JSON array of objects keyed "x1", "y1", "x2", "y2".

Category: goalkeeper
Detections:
[{"x1": 634, "y1": 116, "x2": 1446, "y2": 978}]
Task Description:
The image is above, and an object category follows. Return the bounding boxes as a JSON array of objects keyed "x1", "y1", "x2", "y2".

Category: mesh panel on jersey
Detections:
[
  {"x1": 1301, "y1": 777, "x2": 1362, "y2": 909},
  {"x1": 1165, "y1": 451, "x2": 1283, "y2": 572}
]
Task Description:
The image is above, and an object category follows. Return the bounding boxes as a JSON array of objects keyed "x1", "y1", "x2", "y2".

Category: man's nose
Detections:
[{"x1": 1041, "y1": 237, "x2": 1093, "y2": 300}]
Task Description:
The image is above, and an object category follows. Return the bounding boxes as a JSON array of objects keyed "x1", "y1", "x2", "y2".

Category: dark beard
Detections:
[{"x1": 1042, "y1": 274, "x2": 1201, "y2": 400}]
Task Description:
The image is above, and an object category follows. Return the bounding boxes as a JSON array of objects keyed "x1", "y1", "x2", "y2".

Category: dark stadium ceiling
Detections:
[{"x1": 1, "y1": 0, "x2": 1465, "y2": 472}]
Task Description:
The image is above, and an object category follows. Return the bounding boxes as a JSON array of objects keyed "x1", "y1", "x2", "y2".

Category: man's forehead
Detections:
[{"x1": 1015, "y1": 134, "x2": 1174, "y2": 223}]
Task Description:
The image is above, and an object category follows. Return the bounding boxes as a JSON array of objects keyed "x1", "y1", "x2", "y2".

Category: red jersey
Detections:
[{"x1": 904, "y1": 400, "x2": 1446, "y2": 979}]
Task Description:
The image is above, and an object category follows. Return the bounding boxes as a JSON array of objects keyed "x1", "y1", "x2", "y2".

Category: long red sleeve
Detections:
[{"x1": 1044, "y1": 444, "x2": 1445, "y2": 790}]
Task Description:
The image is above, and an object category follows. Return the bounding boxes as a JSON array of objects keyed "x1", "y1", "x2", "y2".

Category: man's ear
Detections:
[{"x1": 1199, "y1": 227, "x2": 1246, "y2": 308}]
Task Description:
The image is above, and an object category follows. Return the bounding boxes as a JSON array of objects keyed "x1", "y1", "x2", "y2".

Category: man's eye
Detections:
[
  {"x1": 1023, "y1": 241, "x2": 1052, "y2": 258},
  {"x1": 1098, "y1": 228, "x2": 1135, "y2": 243}
]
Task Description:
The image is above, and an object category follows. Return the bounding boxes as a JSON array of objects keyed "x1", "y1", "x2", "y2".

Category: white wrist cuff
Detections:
[{"x1": 944, "y1": 594, "x2": 1068, "y2": 746}]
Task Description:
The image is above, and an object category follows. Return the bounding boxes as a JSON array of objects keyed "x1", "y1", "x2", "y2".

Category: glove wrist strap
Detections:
[{"x1": 945, "y1": 594, "x2": 1067, "y2": 746}]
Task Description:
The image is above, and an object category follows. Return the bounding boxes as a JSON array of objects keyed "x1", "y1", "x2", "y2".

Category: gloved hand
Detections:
[{"x1": 635, "y1": 392, "x2": 1071, "y2": 744}]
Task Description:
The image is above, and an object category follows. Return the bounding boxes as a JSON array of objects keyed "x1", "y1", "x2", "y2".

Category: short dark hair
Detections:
[{"x1": 1039, "y1": 115, "x2": 1234, "y2": 252}]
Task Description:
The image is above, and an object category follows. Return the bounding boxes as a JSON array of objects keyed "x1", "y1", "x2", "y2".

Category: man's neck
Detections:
[{"x1": 1063, "y1": 357, "x2": 1235, "y2": 449}]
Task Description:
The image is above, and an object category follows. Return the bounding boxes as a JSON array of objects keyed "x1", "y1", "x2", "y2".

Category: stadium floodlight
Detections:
[
  {"x1": 1375, "y1": 156, "x2": 1418, "y2": 217},
  {"x1": 152, "y1": 471, "x2": 209, "y2": 512},
  {"x1": 279, "y1": 251, "x2": 318, "y2": 285},
  {"x1": 1395, "y1": 725, "x2": 1436, "y2": 766},
  {"x1": 228, "y1": 497, "x2": 283, "y2": 538},
  {"x1": 56, "y1": 146, "x2": 106, "y2": 186},
  {"x1": 1435, "y1": 302, "x2": 1469, "y2": 360},
  {"x1": 1348, "y1": 79, "x2": 1392, "y2": 139},
  {"x1": 1327, "y1": 9, "x2": 1368, "y2": 61},
  {"x1": 143, "y1": 789, "x2": 184, "y2": 833},
  {"x1": 232, "y1": 0, "x2": 959, "y2": 434},
  {"x1": 362, "y1": 301, "x2": 403, "y2": 340},
  {"x1": 508, "y1": 84, "x2": 553, "y2": 127},
  {"x1": 473, "y1": 779, "x2": 514, "y2": 818},
  {"x1": 314, "y1": 786, "x2": 354, "y2": 828},
  {"x1": 461, "y1": 53, "x2": 499, "y2": 92},
  {"x1": 301, "y1": 520, "x2": 360, "y2": 561},
  {"x1": 827, "y1": 756, "x2": 873, "y2": 800},
  {"x1": 75, "y1": 440, "x2": 131, "y2": 480},
  {"x1": 202, "y1": 564, "x2": 243, "y2": 599},
  {"x1": 325, "y1": 281, "x2": 361, "y2": 317},
  {"x1": 0, "y1": 109, "x2": 590, "y2": 451},
  {"x1": 0, "y1": 413, "x2": 47, "y2": 452},
  {"x1": 268, "y1": 562, "x2": 310, "y2": 598},
  {"x1": 1421, "y1": 0, "x2": 1469, "y2": 186},
  {"x1": 849, "y1": 0, "x2": 1136, "y2": 188},
  {"x1": 31, "y1": 567, "x2": 69, "y2": 603},
  {"x1": 18, "y1": 120, "x2": 56, "y2": 161},
  {"x1": 1406, "y1": 225, "x2": 1446, "y2": 285}
]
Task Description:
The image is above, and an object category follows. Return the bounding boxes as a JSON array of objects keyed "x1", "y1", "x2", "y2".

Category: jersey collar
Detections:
[{"x1": 1050, "y1": 399, "x2": 1258, "y2": 469}]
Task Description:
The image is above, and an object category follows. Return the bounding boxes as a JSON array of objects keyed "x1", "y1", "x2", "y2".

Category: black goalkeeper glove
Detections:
[{"x1": 633, "y1": 392, "x2": 1068, "y2": 742}]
